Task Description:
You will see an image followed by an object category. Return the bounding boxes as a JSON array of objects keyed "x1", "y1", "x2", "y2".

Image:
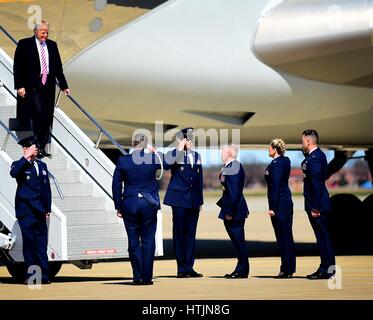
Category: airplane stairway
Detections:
[{"x1": 0, "y1": 26, "x2": 163, "y2": 269}]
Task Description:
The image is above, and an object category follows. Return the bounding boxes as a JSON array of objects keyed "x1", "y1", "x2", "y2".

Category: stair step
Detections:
[
  {"x1": 52, "y1": 183, "x2": 93, "y2": 198},
  {"x1": 0, "y1": 104, "x2": 16, "y2": 119},
  {"x1": 44, "y1": 156, "x2": 69, "y2": 170},
  {"x1": 67, "y1": 224, "x2": 126, "y2": 240},
  {"x1": 65, "y1": 210, "x2": 117, "y2": 226},
  {"x1": 53, "y1": 196, "x2": 107, "y2": 211},
  {"x1": 67, "y1": 238, "x2": 128, "y2": 259},
  {"x1": 48, "y1": 168, "x2": 81, "y2": 183}
]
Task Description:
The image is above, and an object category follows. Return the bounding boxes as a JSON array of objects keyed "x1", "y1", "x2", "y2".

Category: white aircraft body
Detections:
[{"x1": 64, "y1": 0, "x2": 373, "y2": 152}]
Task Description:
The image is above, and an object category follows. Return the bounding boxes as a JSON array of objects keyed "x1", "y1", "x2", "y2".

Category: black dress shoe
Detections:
[
  {"x1": 177, "y1": 272, "x2": 190, "y2": 278},
  {"x1": 131, "y1": 280, "x2": 142, "y2": 285},
  {"x1": 37, "y1": 150, "x2": 52, "y2": 159},
  {"x1": 141, "y1": 280, "x2": 154, "y2": 285},
  {"x1": 188, "y1": 271, "x2": 203, "y2": 278},
  {"x1": 224, "y1": 272, "x2": 235, "y2": 278},
  {"x1": 307, "y1": 272, "x2": 335, "y2": 280},
  {"x1": 42, "y1": 280, "x2": 51, "y2": 284},
  {"x1": 226, "y1": 272, "x2": 248, "y2": 279},
  {"x1": 274, "y1": 272, "x2": 293, "y2": 279},
  {"x1": 306, "y1": 270, "x2": 321, "y2": 278}
]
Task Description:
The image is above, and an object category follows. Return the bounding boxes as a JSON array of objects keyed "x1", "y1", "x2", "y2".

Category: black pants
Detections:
[
  {"x1": 172, "y1": 207, "x2": 200, "y2": 274},
  {"x1": 31, "y1": 84, "x2": 55, "y2": 150},
  {"x1": 224, "y1": 219, "x2": 249, "y2": 276},
  {"x1": 271, "y1": 215, "x2": 296, "y2": 274},
  {"x1": 123, "y1": 198, "x2": 157, "y2": 282},
  {"x1": 19, "y1": 81, "x2": 56, "y2": 150},
  {"x1": 307, "y1": 211, "x2": 336, "y2": 272},
  {"x1": 18, "y1": 213, "x2": 49, "y2": 282}
]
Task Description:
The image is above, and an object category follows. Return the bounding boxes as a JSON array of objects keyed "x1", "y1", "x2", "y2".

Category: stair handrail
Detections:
[{"x1": 0, "y1": 24, "x2": 127, "y2": 156}]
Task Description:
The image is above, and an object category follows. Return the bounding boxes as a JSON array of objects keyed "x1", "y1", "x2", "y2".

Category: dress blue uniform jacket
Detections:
[
  {"x1": 10, "y1": 157, "x2": 51, "y2": 218},
  {"x1": 301, "y1": 148, "x2": 332, "y2": 213},
  {"x1": 264, "y1": 155, "x2": 293, "y2": 216},
  {"x1": 217, "y1": 160, "x2": 249, "y2": 221},
  {"x1": 112, "y1": 149, "x2": 162, "y2": 214},
  {"x1": 163, "y1": 149, "x2": 203, "y2": 209}
]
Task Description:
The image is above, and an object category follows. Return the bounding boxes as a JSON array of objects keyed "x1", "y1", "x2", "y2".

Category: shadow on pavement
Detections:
[
  {"x1": 0, "y1": 276, "x2": 132, "y2": 284},
  {"x1": 160, "y1": 239, "x2": 319, "y2": 260},
  {"x1": 160, "y1": 239, "x2": 373, "y2": 260}
]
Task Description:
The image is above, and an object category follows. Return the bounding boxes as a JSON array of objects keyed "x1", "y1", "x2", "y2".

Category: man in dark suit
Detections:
[
  {"x1": 301, "y1": 129, "x2": 336, "y2": 279},
  {"x1": 13, "y1": 20, "x2": 70, "y2": 158},
  {"x1": 112, "y1": 134, "x2": 161, "y2": 285},
  {"x1": 10, "y1": 136, "x2": 52, "y2": 285},
  {"x1": 217, "y1": 144, "x2": 249, "y2": 278},
  {"x1": 163, "y1": 128, "x2": 204, "y2": 278}
]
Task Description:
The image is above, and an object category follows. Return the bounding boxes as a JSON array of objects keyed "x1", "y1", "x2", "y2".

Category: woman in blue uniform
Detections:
[{"x1": 264, "y1": 139, "x2": 296, "y2": 278}]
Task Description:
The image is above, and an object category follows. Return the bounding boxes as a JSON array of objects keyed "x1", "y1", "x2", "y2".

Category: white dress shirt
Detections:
[{"x1": 185, "y1": 151, "x2": 194, "y2": 168}]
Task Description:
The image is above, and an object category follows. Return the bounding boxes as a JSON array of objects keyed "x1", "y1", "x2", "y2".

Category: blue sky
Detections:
[
  {"x1": 154, "y1": 147, "x2": 366, "y2": 167},
  {"x1": 197, "y1": 149, "x2": 366, "y2": 167}
]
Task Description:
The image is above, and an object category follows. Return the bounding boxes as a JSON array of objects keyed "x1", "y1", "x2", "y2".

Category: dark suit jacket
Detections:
[
  {"x1": 163, "y1": 149, "x2": 204, "y2": 209},
  {"x1": 112, "y1": 149, "x2": 162, "y2": 214},
  {"x1": 301, "y1": 148, "x2": 332, "y2": 213},
  {"x1": 13, "y1": 36, "x2": 69, "y2": 129},
  {"x1": 217, "y1": 160, "x2": 249, "y2": 221},
  {"x1": 264, "y1": 155, "x2": 293, "y2": 217},
  {"x1": 13, "y1": 36, "x2": 68, "y2": 91},
  {"x1": 10, "y1": 157, "x2": 52, "y2": 218}
]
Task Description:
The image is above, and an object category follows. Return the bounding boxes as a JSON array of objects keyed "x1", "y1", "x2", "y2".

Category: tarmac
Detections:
[
  {"x1": 1, "y1": 0, "x2": 372, "y2": 302},
  {"x1": 1, "y1": 196, "x2": 372, "y2": 300}
]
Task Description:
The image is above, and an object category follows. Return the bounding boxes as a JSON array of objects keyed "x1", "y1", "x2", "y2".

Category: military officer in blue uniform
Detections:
[
  {"x1": 10, "y1": 136, "x2": 51, "y2": 284},
  {"x1": 217, "y1": 144, "x2": 249, "y2": 279},
  {"x1": 264, "y1": 139, "x2": 296, "y2": 278},
  {"x1": 112, "y1": 134, "x2": 161, "y2": 285},
  {"x1": 301, "y1": 129, "x2": 336, "y2": 279},
  {"x1": 163, "y1": 128, "x2": 204, "y2": 278}
]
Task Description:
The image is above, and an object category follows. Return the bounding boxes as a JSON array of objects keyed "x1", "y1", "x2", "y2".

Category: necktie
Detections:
[
  {"x1": 30, "y1": 160, "x2": 39, "y2": 176},
  {"x1": 40, "y1": 43, "x2": 48, "y2": 85}
]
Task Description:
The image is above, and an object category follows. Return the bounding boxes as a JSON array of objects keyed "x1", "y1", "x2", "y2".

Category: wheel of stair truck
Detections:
[
  {"x1": 0, "y1": 220, "x2": 7, "y2": 233},
  {"x1": 5, "y1": 259, "x2": 63, "y2": 283},
  {"x1": 329, "y1": 194, "x2": 363, "y2": 254},
  {"x1": 4, "y1": 259, "x2": 26, "y2": 283},
  {"x1": 362, "y1": 194, "x2": 373, "y2": 251}
]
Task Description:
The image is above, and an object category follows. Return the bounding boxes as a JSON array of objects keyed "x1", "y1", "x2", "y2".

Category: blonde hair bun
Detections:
[{"x1": 270, "y1": 138, "x2": 286, "y2": 155}]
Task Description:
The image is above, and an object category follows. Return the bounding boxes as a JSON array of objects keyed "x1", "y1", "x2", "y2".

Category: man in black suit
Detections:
[{"x1": 13, "y1": 20, "x2": 70, "y2": 158}]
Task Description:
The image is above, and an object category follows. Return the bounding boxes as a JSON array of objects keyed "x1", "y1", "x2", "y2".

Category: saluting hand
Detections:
[
  {"x1": 147, "y1": 144, "x2": 157, "y2": 153},
  {"x1": 23, "y1": 144, "x2": 38, "y2": 160},
  {"x1": 177, "y1": 138, "x2": 187, "y2": 151}
]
